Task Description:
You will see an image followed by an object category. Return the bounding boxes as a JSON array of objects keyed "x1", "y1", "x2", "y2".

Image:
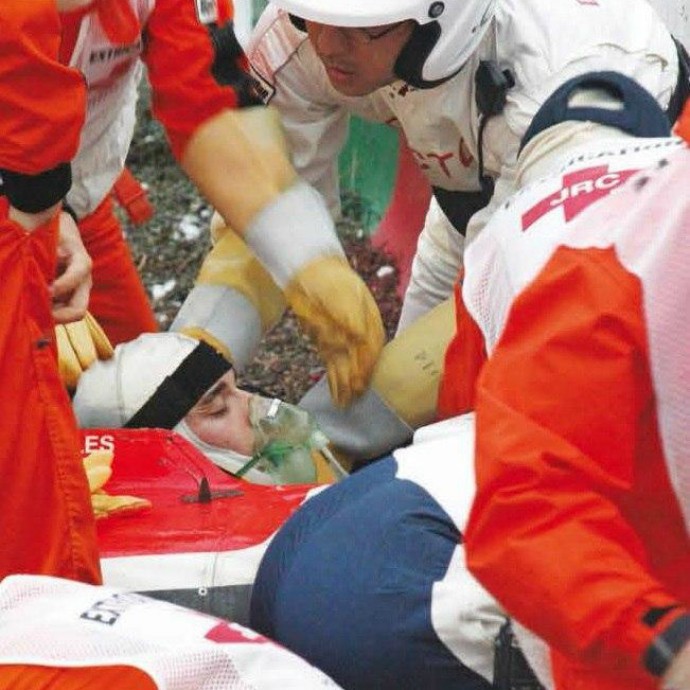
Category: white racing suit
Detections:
[{"x1": 246, "y1": 0, "x2": 681, "y2": 330}]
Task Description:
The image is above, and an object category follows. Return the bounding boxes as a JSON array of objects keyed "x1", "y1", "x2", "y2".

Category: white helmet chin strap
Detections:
[{"x1": 174, "y1": 420, "x2": 276, "y2": 486}]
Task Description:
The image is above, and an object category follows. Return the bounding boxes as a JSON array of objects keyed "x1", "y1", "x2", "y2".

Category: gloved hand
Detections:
[
  {"x1": 56, "y1": 311, "x2": 114, "y2": 391},
  {"x1": 300, "y1": 297, "x2": 455, "y2": 460},
  {"x1": 171, "y1": 220, "x2": 286, "y2": 370},
  {"x1": 243, "y1": 180, "x2": 384, "y2": 407},
  {"x1": 284, "y1": 254, "x2": 385, "y2": 406},
  {"x1": 83, "y1": 449, "x2": 151, "y2": 520}
]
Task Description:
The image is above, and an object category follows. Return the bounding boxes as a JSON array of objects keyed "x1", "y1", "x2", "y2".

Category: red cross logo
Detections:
[{"x1": 521, "y1": 165, "x2": 638, "y2": 231}]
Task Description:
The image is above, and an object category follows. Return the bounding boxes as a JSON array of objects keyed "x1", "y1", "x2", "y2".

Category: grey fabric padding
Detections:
[
  {"x1": 171, "y1": 285, "x2": 262, "y2": 370},
  {"x1": 300, "y1": 377, "x2": 414, "y2": 462},
  {"x1": 244, "y1": 180, "x2": 343, "y2": 288},
  {"x1": 140, "y1": 584, "x2": 253, "y2": 627}
]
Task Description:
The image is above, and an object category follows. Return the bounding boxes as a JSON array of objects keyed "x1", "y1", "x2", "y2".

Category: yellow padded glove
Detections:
[
  {"x1": 284, "y1": 255, "x2": 385, "y2": 407},
  {"x1": 83, "y1": 449, "x2": 151, "y2": 520},
  {"x1": 299, "y1": 297, "x2": 456, "y2": 461},
  {"x1": 370, "y1": 297, "x2": 455, "y2": 426},
  {"x1": 171, "y1": 222, "x2": 287, "y2": 369},
  {"x1": 56, "y1": 312, "x2": 114, "y2": 391}
]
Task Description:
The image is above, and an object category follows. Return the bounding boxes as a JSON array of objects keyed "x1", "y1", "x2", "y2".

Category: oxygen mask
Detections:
[{"x1": 235, "y1": 396, "x2": 347, "y2": 484}]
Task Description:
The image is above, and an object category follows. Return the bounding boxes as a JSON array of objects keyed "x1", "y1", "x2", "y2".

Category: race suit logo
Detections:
[
  {"x1": 521, "y1": 165, "x2": 637, "y2": 231},
  {"x1": 195, "y1": 0, "x2": 219, "y2": 24}
]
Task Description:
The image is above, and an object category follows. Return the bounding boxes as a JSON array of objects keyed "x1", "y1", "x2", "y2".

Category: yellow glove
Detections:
[
  {"x1": 56, "y1": 311, "x2": 114, "y2": 391},
  {"x1": 171, "y1": 222, "x2": 287, "y2": 369},
  {"x1": 285, "y1": 255, "x2": 385, "y2": 406},
  {"x1": 300, "y1": 298, "x2": 455, "y2": 461},
  {"x1": 83, "y1": 449, "x2": 151, "y2": 520}
]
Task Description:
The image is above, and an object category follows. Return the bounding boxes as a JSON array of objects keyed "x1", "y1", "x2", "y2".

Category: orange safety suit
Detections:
[
  {"x1": 57, "y1": 0, "x2": 247, "y2": 345},
  {"x1": 0, "y1": 3, "x2": 101, "y2": 585},
  {"x1": 0, "y1": 204, "x2": 101, "y2": 585},
  {"x1": 464, "y1": 144, "x2": 690, "y2": 688}
]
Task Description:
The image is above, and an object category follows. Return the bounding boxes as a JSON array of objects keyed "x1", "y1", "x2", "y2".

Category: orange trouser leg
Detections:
[
  {"x1": 78, "y1": 196, "x2": 159, "y2": 345},
  {"x1": 0, "y1": 205, "x2": 100, "y2": 584},
  {"x1": 0, "y1": 665, "x2": 157, "y2": 690}
]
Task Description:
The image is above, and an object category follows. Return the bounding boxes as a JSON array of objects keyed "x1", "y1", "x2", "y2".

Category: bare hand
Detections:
[
  {"x1": 55, "y1": 0, "x2": 95, "y2": 11},
  {"x1": 51, "y1": 212, "x2": 92, "y2": 324},
  {"x1": 662, "y1": 640, "x2": 690, "y2": 689}
]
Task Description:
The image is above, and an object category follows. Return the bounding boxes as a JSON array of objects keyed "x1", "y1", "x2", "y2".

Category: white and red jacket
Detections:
[
  {"x1": 464, "y1": 142, "x2": 690, "y2": 689},
  {"x1": 0, "y1": 574, "x2": 340, "y2": 689},
  {"x1": 439, "y1": 130, "x2": 685, "y2": 415},
  {"x1": 60, "y1": 0, "x2": 239, "y2": 218}
]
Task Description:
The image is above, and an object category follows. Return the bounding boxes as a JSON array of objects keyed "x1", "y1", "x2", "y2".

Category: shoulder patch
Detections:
[{"x1": 194, "y1": 0, "x2": 219, "y2": 24}]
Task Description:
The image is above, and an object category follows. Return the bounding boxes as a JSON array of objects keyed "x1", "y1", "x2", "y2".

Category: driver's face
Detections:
[
  {"x1": 305, "y1": 20, "x2": 415, "y2": 96},
  {"x1": 184, "y1": 370, "x2": 255, "y2": 456}
]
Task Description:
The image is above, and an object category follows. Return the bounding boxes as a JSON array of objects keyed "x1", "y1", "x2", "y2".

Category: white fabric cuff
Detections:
[{"x1": 244, "y1": 179, "x2": 344, "y2": 288}]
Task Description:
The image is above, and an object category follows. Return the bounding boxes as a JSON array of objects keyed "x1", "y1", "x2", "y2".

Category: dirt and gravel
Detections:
[{"x1": 122, "y1": 84, "x2": 402, "y2": 403}]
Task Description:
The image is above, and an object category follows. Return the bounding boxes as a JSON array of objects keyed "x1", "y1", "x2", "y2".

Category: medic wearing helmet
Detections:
[
  {"x1": 236, "y1": 0, "x2": 688, "y2": 458},
  {"x1": 41, "y1": 0, "x2": 385, "y2": 409}
]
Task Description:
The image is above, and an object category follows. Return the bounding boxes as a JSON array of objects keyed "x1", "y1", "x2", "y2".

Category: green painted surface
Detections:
[{"x1": 338, "y1": 117, "x2": 399, "y2": 232}]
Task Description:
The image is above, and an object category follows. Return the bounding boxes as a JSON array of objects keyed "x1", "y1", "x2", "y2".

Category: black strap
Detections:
[
  {"x1": 431, "y1": 187, "x2": 492, "y2": 235},
  {"x1": 667, "y1": 38, "x2": 690, "y2": 125},
  {"x1": 125, "y1": 340, "x2": 232, "y2": 429},
  {"x1": 474, "y1": 61, "x2": 515, "y2": 199},
  {"x1": 208, "y1": 21, "x2": 264, "y2": 107}
]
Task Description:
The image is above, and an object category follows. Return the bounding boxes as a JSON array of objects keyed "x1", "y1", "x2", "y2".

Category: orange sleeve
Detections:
[
  {"x1": 0, "y1": 0, "x2": 86, "y2": 174},
  {"x1": 436, "y1": 278, "x2": 487, "y2": 419},
  {"x1": 143, "y1": 0, "x2": 244, "y2": 160},
  {"x1": 0, "y1": 664, "x2": 156, "y2": 690},
  {"x1": 464, "y1": 245, "x2": 689, "y2": 680}
]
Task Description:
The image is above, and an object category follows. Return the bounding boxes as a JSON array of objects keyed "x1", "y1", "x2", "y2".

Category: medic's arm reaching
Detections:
[
  {"x1": 464, "y1": 245, "x2": 690, "y2": 688},
  {"x1": 143, "y1": 0, "x2": 383, "y2": 406}
]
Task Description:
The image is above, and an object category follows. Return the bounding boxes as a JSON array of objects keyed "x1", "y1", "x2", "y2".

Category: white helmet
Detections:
[
  {"x1": 73, "y1": 332, "x2": 231, "y2": 429},
  {"x1": 270, "y1": 0, "x2": 497, "y2": 87}
]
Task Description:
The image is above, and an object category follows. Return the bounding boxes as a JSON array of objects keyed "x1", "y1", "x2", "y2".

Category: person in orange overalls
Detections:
[
  {"x1": 0, "y1": 0, "x2": 101, "y2": 585},
  {"x1": 464, "y1": 96, "x2": 690, "y2": 689}
]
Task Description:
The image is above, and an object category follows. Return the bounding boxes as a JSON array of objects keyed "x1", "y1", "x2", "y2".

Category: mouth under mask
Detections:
[{"x1": 176, "y1": 396, "x2": 342, "y2": 485}]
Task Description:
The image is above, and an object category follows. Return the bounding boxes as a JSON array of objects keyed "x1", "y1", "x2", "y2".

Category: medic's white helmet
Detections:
[{"x1": 271, "y1": 0, "x2": 497, "y2": 87}]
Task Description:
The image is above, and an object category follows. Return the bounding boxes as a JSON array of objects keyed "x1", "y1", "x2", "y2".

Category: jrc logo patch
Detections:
[
  {"x1": 195, "y1": 0, "x2": 219, "y2": 24},
  {"x1": 521, "y1": 166, "x2": 637, "y2": 231}
]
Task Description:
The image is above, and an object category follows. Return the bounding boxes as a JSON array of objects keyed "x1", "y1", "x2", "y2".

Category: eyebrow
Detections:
[{"x1": 198, "y1": 381, "x2": 227, "y2": 406}]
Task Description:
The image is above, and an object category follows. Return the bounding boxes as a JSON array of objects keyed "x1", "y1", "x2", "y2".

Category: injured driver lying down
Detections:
[{"x1": 73, "y1": 332, "x2": 345, "y2": 485}]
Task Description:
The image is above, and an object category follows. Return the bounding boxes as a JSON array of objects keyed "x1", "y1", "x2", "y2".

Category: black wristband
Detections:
[
  {"x1": 644, "y1": 613, "x2": 690, "y2": 677},
  {"x1": 1, "y1": 163, "x2": 72, "y2": 213}
]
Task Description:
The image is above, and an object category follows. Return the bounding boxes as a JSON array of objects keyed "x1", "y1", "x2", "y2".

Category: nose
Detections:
[{"x1": 306, "y1": 21, "x2": 349, "y2": 56}]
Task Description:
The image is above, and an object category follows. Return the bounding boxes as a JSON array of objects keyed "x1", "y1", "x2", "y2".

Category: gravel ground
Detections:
[{"x1": 121, "y1": 83, "x2": 402, "y2": 403}]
